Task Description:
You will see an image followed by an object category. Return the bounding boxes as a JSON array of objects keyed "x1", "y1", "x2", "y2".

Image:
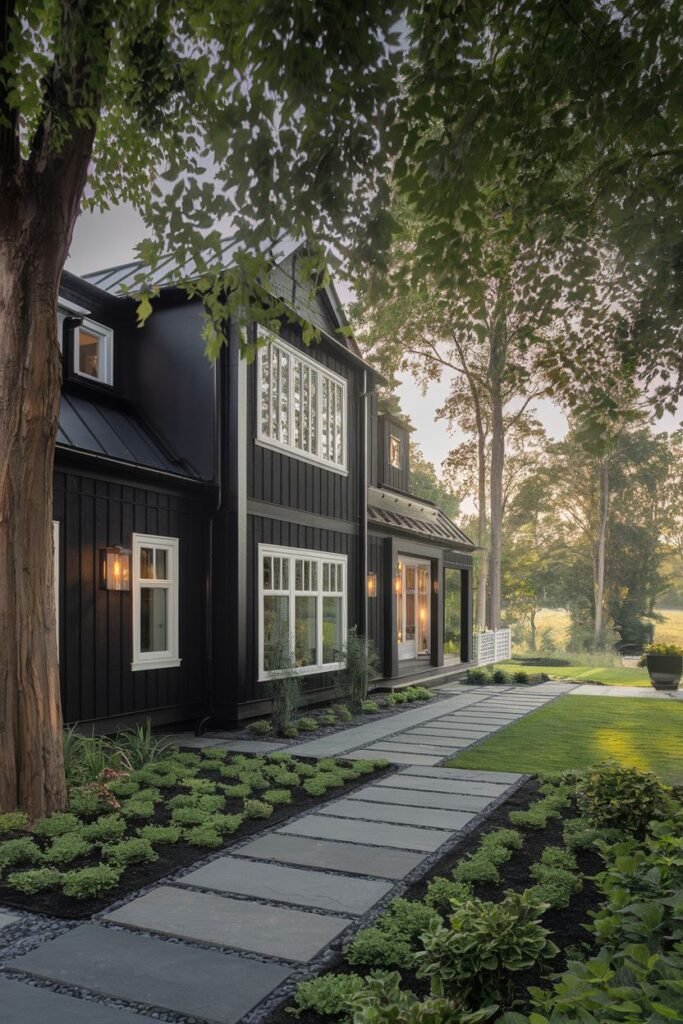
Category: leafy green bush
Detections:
[
  {"x1": 222, "y1": 781, "x2": 253, "y2": 799},
  {"x1": 44, "y1": 833, "x2": 92, "y2": 866},
  {"x1": 527, "y1": 868, "x2": 581, "y2": 909},
  {"x1": 576, "y1": 761, "x2": 673, "y2": 836},
  {"x1": 0, "y1": 811, "x2": 29, "y2": 834},
  {"x1": 425, "y1": 877, "x2": 473, "y2": 909},
  {"x1": 119, "y1": 799, "x2": 155, "y2": 820},
  {"x1": 335, "y1": 704, "x2": 353, "y2": 721},
  {"x1": 345, "y1": 899, "x2": 440, "y2": 967},
  {"x1": 247, "y1": 719, "x2": 272, "y2": 736},
  {"x1": 453, "y1": 852, "x2": 501, "y2": 885},
  {"x1": 415, "y1": 890, "x2": 558, "y2": 1005},
  {"x1": 536, "y1": 845, "x2": 576, "y2": 871},
  {"x1": 562, "y1": 818, "x2": 624, "y2": 852},
  {"x1": 491, "y1": 668, "x2": 512, "y2": 685},
  {"x1": 342, "y1": 628, "x2": 380, "y2": 712},
  {"x1": 210, "y1": 812, "x2": 244, "y2": 834},
  {"x1": 184, "y1": 825, "x2": 223, "y2": 847},
  {"x1": 318, "y1": 711, "x2": 338, "y2": 727},
  {"x1": 512, "y1": 670, "x2": 530, "y2": 685},
  {"x1": 265, "y1": 765, "x2": 300, "y2": 786},
  {"x1": 347, "y1": 970, "x2": 496, "y2": 1024},
  {"x1": 106, "y1": 779, "x2": 140, "y2": 798},
  {"x1": 288, "y1": 973, "x2": 367, "y2": 1019},
  {"x1": 138, "y1": 824, "x2": 183, "y2": 844},
  {"x1": 6, "y1": 866, "x2": 62, "y2": 893},
  {"x1": 244, "y1": 799, "x2": 273, "y2": 819},
  {"x1": 171, "y1": 805, "x2": 212, "y2": 827},
  {"x1": 61, "y1": 864, "x2": 122, "y2": 899},
  {"x1": 361, "y1": 700, "x2": 380, "y2": 714},
  {"x1": 263, "y1": 788, "x2": 292, "y2": 805},
  {"x1": 302, "y1": 776, "x2": 329, "y2": 797},
  {"x1": 409, "y1": 686, "x2": 434, "y2": 701},
  {"x1": 638, "y1": 641, "x2": 683, "y2": 665},
  {"x1": 280, "y1": 724, "x2": 299, "y2": 738},
  {"x1": 33, "y1": 812, "x2": 82, "y2": 838},
  {"x1": 509, "y1": 786, "x2": 572, "y2": 830},
  {"x1": 465, "y1": 668, "x2": 491, "y2": 685},
  {"x1": 0, "y1": 837, "x2": 42, "y2": 872},
  {"x1": 294, "y1": 717, "x2": 318, "y2": 732},
  {"x1": 103, "y1": 837, "x2": 158, "y2": 867},
  {"x1": 196, "y1": 794, "x2": 225, "y2": 813}
]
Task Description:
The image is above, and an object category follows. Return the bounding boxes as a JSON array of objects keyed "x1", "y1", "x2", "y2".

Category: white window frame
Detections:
[
  {"x1": 389, "y1": 434, "x2": 402, "y2": 469},
  {"x1": 256, "y1": 327, "x2": 348, "y2": 475},
  {"x1": 258, "y1": 543, "x2": 347, "y2": 681},
  {"x1": 57, "y1": 297, "x2": 90, "y2": 354},
  {"x1": 74, "y1": 316, "x2": 114, "y2": 386},
  {"x1": 131, "y1": 533, "x2": 181, "y2": 672}
]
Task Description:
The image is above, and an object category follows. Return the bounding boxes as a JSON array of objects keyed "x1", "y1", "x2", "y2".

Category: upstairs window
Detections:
[
  {"x1": 74, "y1": 318, "x2": 113, "y2": 385},
  {"x1": 257, "y1": 329, "x2": 347, "y2": 472},
  {"x1": 390, "y1": 434, "x2": 402, "y2": 469}
]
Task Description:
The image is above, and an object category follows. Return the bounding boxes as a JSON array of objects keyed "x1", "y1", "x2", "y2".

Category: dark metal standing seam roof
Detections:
[
  {"x1": 57, "y1": 392, "x2": 204, "y2": 482},
  {"x1": 368, "y1": 486, "x2": 475, "y2": 549}
]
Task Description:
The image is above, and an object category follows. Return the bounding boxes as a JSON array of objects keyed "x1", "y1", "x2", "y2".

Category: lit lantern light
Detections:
[
  {"x1": 394, "y1": 563, "x2": 403, "y2": 596},
  {"x1": 367, "y1": 571, "x2": 377, "y2": 598},
  {"x1": 100, "y1": 546, "x2": 131, "y2": 591}
]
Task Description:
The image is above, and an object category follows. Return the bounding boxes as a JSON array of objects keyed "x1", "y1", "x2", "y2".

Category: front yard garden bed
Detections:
[
  {"x1": 0, "y1": 749, "x2": 390, "y2": 920},
  {"x1": 269, "y1": 761, "x2": 681, "y2": 1024}
]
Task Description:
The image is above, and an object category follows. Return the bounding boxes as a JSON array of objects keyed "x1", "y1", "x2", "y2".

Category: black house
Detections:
[{"x1": 54, "y1": 242, "x2": 475, "y2": 733}]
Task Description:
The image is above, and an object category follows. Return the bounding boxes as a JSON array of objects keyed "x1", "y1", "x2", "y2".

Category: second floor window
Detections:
[
  {"x1": 390, "y1": 434, "x2": 402, "y2": 469},
  {"x1": 74, "y1": 318, "x2": 113, "y2": 385},
  {"x1": 257, "y1": 329, "x2": 347, "y2": 471}
]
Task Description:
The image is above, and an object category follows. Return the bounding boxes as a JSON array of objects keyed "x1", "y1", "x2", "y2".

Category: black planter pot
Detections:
[{"x1": 646, "y1": 654, "x2": 683, "y2": 691}]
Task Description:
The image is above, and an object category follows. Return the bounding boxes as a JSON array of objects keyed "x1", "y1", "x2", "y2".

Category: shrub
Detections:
[
  {"x1": 0, "y1": 811, "x2": 29, "y2": 834},
  {"x1": 453, "y1": 853, "x2": 501, "y2": 886},
  {"x1": 512, "y1": 670, "x2": 530, "y2": 685},
  {"x1": 415, "y1": 890, "x2": 558, "y2": 1006},
  {"x1": 134, "y1": 786, "x2": 164, "y2": 804},
  {"x1": 33, "y1": 812, "x2": 83, "y2": 838},
  {"x1": 425, "y1": 877, "x2": 473, "y2": 909},
  {"x1": 347, "y1": 971, "x2": 494, "y2": 1024},
  {"x1": 335, "y1": 704, "x2": 353, "y2": 721},
  {"x1": 44, "y1": 833, "x2": 92, "y2": 866},
  {"x1": 528, "y1": 867, "x2": 581, "y2": 909},
  {"x1": 171, "y1": 806, "x2": 212, "y2": 827},
  {"x1": 265, "y1": 765, "x2": 301, "y2": 786},
  {"x1": 465, "y1": 668, "x2": 490, "y2": 685},
  {"x1": 294, "y1": 717, "x2": 318, "y2": 732},
  {"x1": 120, "y1": 799, "x2": 155, "y2": 820},
  {"x1": 247, "y1": 719, "x2": 272, "y2": 736},
  {"x1": 138, "y1": 824, "x2": 182, "y2": 844},
  {"x1": 0, "y1": 837, "x2": 42, "y2": 872},
  {"x1": 103, "y1": 837, "x2": 158, "y2": 867},
  {"x1": 361, "y1": 700, "x2": 380, "y2": 714},
  {"x1": 263, "y1": 788, "x2": 292, "y2": 805},
  {"x1": 106, "y1": 779, "x2": 140, "y2": 798},
  {"x1": 576, "y1": 761, "x2": 673, "y2": 836},
  {"x1": 288, "y1": 973, "x2": 367, "y2": 1019},
  {"x1": 240, "y1": 771, "x2": 270, "y2": 791},
  {"x1": 345, "y1": 899, "x2": 440, "y2": 967},
  {"x1": 210, "y1": 813, "x2": 244, "y2": 834},
  {"x1": 266, "y1": 624, "x2": 302, "y2": 734},
  {"x1": 483, "y1": 827, "x2": 524, "y2": 851},
  {"x1": 491, "y1": 668, "x2": 512, "y2": 686},
  {"x1": 197, "y1": 794, "x2": 226, "y2": 814},
  {"x1": 181, "y1": 776, "x2": 218, "y2": 794},
  {"x1": 280, "y1": 724, "x2": 299, "y2": 738},
  {"x1": 563, "y1": 818, "x2": 624, "y2": 851},
  {"x1": 222, "y1": 782, "x2": 253, "y2": 799},
  {"x1": 184, "y1": 825, "x2": 223, "y2": 848},
  {"x1": 410, "y1": 686, "x2": 434, "y2": 701},
  {"x1": 536, "y1": 845, "x2": 576, "y2": 871},
  {"x1": 302, "y1": 776, "x2": 329, "y2": 797},
  {"x1": 6, "y1": 867, "x2": 62, "y2": 893},
  {"x1": 244, "y1": 799, "x2": 273, "y2": 819},
  {"x1": 318, "y1": 711, "x2": 338, "y2": 727},
  {"x1": 201, "y1": 747, "x2": 229, "y2": 762},
  {"x1": 638, "y1": 641, "x2": 683, "y2": 666},
  {"x1": 61, "y1": 864, "x2": 122, "y2": 898},
  {"x1": 342, "y1": 628, "x2": 380, "y2": 712},
  {"x1": 292, "y1": 760, "x2": 317, "y2": 778},
  {"x1": 68, "y1": 786, "x2": 107, "y2": 816},
  {"x1": 509, "y1": 786, "x2": 572, "y2": 830}
]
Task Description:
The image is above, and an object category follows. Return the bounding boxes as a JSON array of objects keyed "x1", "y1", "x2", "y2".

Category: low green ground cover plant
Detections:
[{"x1": 0, "y1": 749, "x2": 386, "y2": 906}]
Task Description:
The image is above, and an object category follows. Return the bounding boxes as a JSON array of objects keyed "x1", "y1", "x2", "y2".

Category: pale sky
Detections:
[{"x1": 67, "y1": 206, "x2": 682, "y2": 475}]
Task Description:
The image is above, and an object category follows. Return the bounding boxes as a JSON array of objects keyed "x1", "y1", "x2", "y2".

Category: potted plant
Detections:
[{"x1": 639, "y1": 643, "x2": 683, "y2": 691}]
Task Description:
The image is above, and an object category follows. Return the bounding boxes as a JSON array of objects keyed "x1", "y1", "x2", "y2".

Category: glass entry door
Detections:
[{"x1": 396, "y1": 558, "x2": 431, "y2": 659}]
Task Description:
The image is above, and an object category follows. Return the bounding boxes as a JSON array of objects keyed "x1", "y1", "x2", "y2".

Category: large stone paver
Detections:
[
  {"x1": 105, "y1": 886, "x2": 351, "y2": 963},
  {"x1": 570, "y1": 684, "x2": 683, "y2": 699},
  {"x1": 0, "y1": 911, "x2": 18, "y2": 930},
  {"x1": 400, "y1": 731, "x2": 479, "y2": 748},
  {"x1": 376, "y1": 774, "x2": 510, "y2": 797},
  {"x1": 351, "y1": 785, "x2": 491, "y2": 812},
  {"x1": 179, "y1": 857, "x2": 392, "y2": 915},
  {"x1": 11, "y1": 923, "x2": 289, "y2": 1024},
  {"x1": 369, "y1": 740, "x2": 463, "y2": 756},
  {"x1": 401, "y1": 766, "x2": 522, "y2": 783},
  {"x1": 279, "y1": 814, "x2": 451, "y2": 852},
  {"x1": 0, "y1": 976, "x2": 158, "y2": 1024},
  {"x1": 327, "y1": 797, "x2": 473, "y2": 831},
  {"x1": 345, "y1": 748, "x2": 442, "y2": 765},
  {"x1": 233, "y1": 834, "x2": 424, "y2": 879}
]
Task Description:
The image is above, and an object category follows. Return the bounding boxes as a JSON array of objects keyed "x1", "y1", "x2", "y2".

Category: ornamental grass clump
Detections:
[
  {"x1": 343, "y1": 628, "x2": 380, "y2": 712},
  {"x1": 265, "y1": 625, "x2": 302, "y2": 735}
]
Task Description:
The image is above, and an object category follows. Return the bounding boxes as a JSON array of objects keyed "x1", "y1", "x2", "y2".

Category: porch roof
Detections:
[{"x1": 368, "y1": 486, "x2": 475, "y2": 550}]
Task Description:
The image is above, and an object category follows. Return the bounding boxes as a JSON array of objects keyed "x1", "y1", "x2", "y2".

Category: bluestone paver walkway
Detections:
[{"x1": 2, "y1": 683, "x2": 567, "y2": 1024}]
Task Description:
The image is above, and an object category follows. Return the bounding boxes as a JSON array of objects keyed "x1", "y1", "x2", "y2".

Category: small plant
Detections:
[
  {"x1": 361, "y1": 699, "x2": 380, "y2": 714},
  {"x1": 318, "y1": 711, "x2": 338, "y2": 727},
  {"x1": 266, "y1": 623, "x2": 302, "y2": 735},
  {"x1": 465, "y1": 668, "x2": 491, "y2": 685},
  {"x1": 409, "y1": 685, "x2": 434, "y2": 701},
  {"x1": 138, "y1": 824, "x2": 183, "y2": 844},
  {"x1": 638, "y1": 641, "x2": 683, "y2": 665},
  {"x1": 184, "y1": 824, "x2": 223, "y2": 847},
  {"x1": 288, "y1": 973, "x2": 367, "y2": 1018},
  {"x1": 210, "y1": 812, "x2": 244, "y2": 834},
  {"x1": 415, "y1": 890, "x2": 558, "y2": 1006},
  {"x1": 103, "y1": 837, "x2": 158, "y2": 867},
  {"x1": 0, "y1": 811, "x2": 29, "y2": 834},
  {"x1": 44, "y1": 833, "x2": 92, "y2": 866},
  {"x1": 512, "y1": 670, "x2": 530, "y2": 685},
  {"x1": 425, "y1": 877, "x2": 473, "y2": 909},
  {"x1": 280, "y1": 723, "x2": 299, "y2": 738},
  {"x1": 106, "y1": 779, "x2": 139, "y2": 798},
  {"x1": 247, "y1": 719, "x2": 272, "y2": 736},
  {"x1": 491, "y1": 668, "x2": 512, "y2": 685},
  {"x1": 0, "y1": 836, "x2": 42, "y2": 872},
  {"x1": 61, "y1": 864, "x2": 122, "y2": 899},
  {"x1": 265, "y1": 765, "x2": 301, "y2": 786},
  {"x1": 171, "y1": 805, "x2": 212, "y2": 827},
  {"x1": 509, "y1": 786, "x2": 572, "y2": 830},
  {"x1": 294, "y1": 716, "x2": 318, "y2": 732},
  {"x1": 33, "y1": 812, "x2": 82, "y2": 838},
  {"x1": 263, "y1": 788, "x2": 292, "y2": 805},
  {"x1": 244, "y1": 798, "x2": 273, "y2": 819},
  {"x1": 6, "y1": 867, "x2": 62, "y2": 893},
  {"x1": 345, "y1": 898, "x2": 440, "y2": 967},
  {"x1": 120, "y1": 799, "x2": 155, "y2": 820},
  {"x1": 347, "y1": 971, "x2": 491, "y2": 1024},
  {"x1": 222, "y1": 781, "x2": 253, "y2": 799},
  {"x1": 576, "y1": 761, "x2": 673, "y2": 836},
  {"x1": 335, "y1": 703, "x2": 353, "y2": 721},
  {"x1": 343, "y1": 628, "x2": 380, "y2": 712},
  {"x1": 562, "y1": 818, "x2": 624, "y2": 851},
  {"x1": 116, "y1": 721, "x2": 174, "y2": 770},
  {"x1": 62, "y1": 727, "x2": 117, "y2": 785},
  {"x1": 68, "y1": 785, "x2": 109, "y2": 816}
]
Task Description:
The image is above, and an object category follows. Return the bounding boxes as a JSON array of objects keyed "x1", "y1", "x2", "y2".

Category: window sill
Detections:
[
  {"x1": 131, "y1": 657, "x2": 182, "y2": 673},
  {"x1": 255, "y1": 437, "x2": 349, "y2": 477}
]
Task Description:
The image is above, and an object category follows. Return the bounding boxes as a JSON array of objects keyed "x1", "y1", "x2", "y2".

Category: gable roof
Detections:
[{"x1": 368, "y1": 486, "x2": 475, "y2": 550}]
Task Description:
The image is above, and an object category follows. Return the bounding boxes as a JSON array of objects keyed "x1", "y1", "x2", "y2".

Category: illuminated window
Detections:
[
  {"x1": 390, "y1": 434, "x2": 401, "y2": 469},
  {"x1": 74, "y1": 318, "x2": 113, "y2": 385},
  {"x1": 131, "y1": 533, "x2": 180, "y2": 671}
]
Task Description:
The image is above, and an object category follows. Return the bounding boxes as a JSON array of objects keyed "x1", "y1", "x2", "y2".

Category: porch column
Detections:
[
  {"x1": 431, "y1": 556, "x2": 443, "y2": 667},
  {"x1": 461, "y1": 567, "x2": 473, "y2": 663},
  {"x1": 383, "y1": 536, "x2": 398, "y2": 678}
]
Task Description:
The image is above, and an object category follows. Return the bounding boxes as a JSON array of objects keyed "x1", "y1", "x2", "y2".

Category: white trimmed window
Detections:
[
  {"x1": 390, "y1": 434, "x2": 402, "y2": 469},
  {"x1": 131, "y1": 534, "x2": 181, "y2": 672},
  {"x1": 259, "y1": 544, "x2": 347, "y2": 679},
  {"x1": 74, "y1": 317, "x2": 113, "y2": 385},
  {"x1": 257, "y1": 328, "x2": 347, "y2": 472}
]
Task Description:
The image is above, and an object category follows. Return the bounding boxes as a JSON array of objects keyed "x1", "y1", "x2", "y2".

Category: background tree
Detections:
[
  {"x1": 0, "y1": 0, "x2": 401, "y2": 817},
  {"x1": 409, "y1": 443, "x2": 459, "y2": 520}
]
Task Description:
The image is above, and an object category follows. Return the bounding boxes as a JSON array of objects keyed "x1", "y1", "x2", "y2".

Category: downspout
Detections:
[{"x1": 361, "y1": 371, "x2": 369, "y2": 680}]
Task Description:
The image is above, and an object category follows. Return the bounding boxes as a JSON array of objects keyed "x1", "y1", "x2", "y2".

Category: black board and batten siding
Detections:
[
  {"x1": 377, "y1": 414, "x2": 410, "y2": 493},
  {"x1": 54, "y1": 462, "x2": 210, "y2": 732}
]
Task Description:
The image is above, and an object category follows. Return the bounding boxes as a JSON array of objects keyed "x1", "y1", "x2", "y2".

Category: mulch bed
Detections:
[
  {"x1": 265, "y1": 778, "x2": 604, "y2": 1024},
  {"x1": 0, "y1": 758, "x2": 393, "y2": 921}
]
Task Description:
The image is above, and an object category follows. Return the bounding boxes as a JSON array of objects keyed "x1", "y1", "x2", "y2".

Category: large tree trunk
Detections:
[
  {"x1": 488, "y1": 319, "x2": 506, "y2": 633},
  {"x1": 593, "y1": 455, "x2": 609, "y2": 648},
  {"x1": 475, "y1": 421, "x2": 489, "y2": 630}
]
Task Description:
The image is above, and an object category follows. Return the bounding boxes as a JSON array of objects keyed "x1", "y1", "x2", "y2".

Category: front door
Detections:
[{"x1": 397, "y1": 558, "x2": 431, "y2": 660}]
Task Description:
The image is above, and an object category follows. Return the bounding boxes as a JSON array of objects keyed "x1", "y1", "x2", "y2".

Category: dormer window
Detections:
[
  {"x1": 74, "y1": 318, "x2": 113, "y2": 385},
  {"x1": 390, "y1": 434, "x2": 402, "y2": 469}
]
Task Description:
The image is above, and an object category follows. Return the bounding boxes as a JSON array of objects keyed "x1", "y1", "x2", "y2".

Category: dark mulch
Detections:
[
  {"x1": 265, "y1": 779, "x2": 604, "y2": 1024},
  {"x1": 0, "y1": 758, "x2": 393, "y2": 920}
]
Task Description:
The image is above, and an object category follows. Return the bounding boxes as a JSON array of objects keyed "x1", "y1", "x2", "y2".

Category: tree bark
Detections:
[
  {"x1": 488, "y1": 317, "x2": 506, "y2": 632},
  {"x1": 529, "y1": 608, "x2": 537, "y2": 652},
  {"x1": 593, "y1": 455, "x2": 609, "y2": 648},
  {"x1": 475, "y1": 417, "x2": 489, "y2": 630}
]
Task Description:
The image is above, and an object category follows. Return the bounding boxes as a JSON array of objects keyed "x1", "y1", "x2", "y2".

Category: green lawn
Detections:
[
  {"x1": 447, "y1": 695, "x2": 683, "y2": 784},
  {"x1": 499, "y1": 660, "x2": 650, "y2": 687}
]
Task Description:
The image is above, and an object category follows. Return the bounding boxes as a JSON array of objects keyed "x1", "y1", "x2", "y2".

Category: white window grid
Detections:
[
  {"x1": 259, "y1": 544, "x2": 347, "y2": 680},
  {"x1": 131, "y1": 533, "x2": 181, "y2": 672}
]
